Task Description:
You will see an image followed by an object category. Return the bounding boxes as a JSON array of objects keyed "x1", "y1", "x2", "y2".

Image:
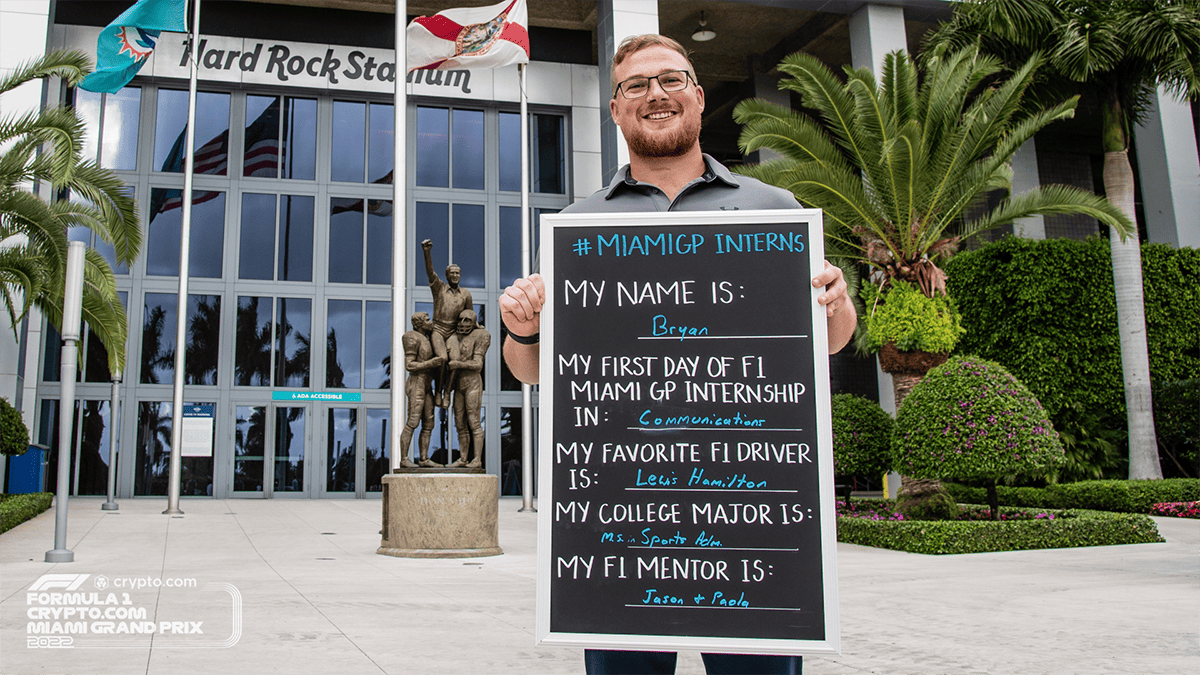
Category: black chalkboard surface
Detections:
[{"x1": 535, "y1": 210, "x2": 840, "y2": 655}]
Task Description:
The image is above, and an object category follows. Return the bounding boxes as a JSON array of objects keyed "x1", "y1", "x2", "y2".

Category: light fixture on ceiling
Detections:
[{"x1": 691, "y1": 12, "x2": 716, "y2": 42}]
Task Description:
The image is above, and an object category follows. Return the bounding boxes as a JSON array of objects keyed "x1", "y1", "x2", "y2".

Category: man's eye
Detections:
[
  {"x1": 625, "y1": 80, "x2": 647, "y2": 91},
  {"x1": 661, "y1": 74, "x2": 684, "y2": 86}
]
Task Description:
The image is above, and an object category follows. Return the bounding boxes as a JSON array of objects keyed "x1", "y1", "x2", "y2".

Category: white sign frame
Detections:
[{"x1": 534, "y1": 209, "x2": 840, "y2": 656}]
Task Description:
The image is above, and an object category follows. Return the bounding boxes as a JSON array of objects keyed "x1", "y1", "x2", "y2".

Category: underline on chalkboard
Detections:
[
  {"x1": 624, "y1": 605, "x2": 804, "y2": 611},
  {"x1": 624, "y1": 488, "x2": 799, "y2": 493},
  {"x1": 629, "y1": 427, "x2": 804, "y2": 432},
  {"x1": 637, "y1": 334, "x2": 808, "y2": 341},
  {"x1": 626, "y1": 546, "x2": 799, "y2": 552}
]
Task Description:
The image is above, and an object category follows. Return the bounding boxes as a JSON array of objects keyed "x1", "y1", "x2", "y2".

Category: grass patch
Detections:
[
  {"x1": 943, "y1": 478, "x2": 1200, "y2": 513},
  {"x1": 1, "y1": 493, "x2": 53, "y2": 534},
  {"x1": 837, "y1": 498, "x2": 1164, "y2": 554}
]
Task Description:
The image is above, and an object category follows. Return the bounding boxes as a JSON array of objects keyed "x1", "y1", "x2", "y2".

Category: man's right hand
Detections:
[
  {"x1": 499, "y1": 273, "x2": 545, "y2": 338},
  {"x1": 421, "y1": 239, "x2": 433, "y2": 251}
]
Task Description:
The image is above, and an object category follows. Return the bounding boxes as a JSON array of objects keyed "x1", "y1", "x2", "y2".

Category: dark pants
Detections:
[{"x1": 584, "y1": 650, "x2": 802, "y2": 675}]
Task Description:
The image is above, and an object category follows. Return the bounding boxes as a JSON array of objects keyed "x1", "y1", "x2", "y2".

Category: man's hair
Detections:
[
  {"x1": 611, "y1": 34, "x2": 696, "y2": 97},
  {"x1": 446, "y1": 264, "x2": 461, "y2": 274}
]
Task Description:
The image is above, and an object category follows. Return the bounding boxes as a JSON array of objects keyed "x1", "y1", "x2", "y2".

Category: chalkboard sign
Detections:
[{"x1": 535, "y1": 210, "x2": 840, "y2": 655}]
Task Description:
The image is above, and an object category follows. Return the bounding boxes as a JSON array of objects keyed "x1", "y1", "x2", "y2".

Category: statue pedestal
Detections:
[{"x1": 377, "y1": 474, "x2": 502, "y2": 558}]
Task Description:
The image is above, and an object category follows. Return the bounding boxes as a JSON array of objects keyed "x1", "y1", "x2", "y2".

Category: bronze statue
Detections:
[
  {"x1": 398, "y1": 312, "x2": 443, "y2": 468},
  {"x1": 422, "y1": 239, "x2": 474, "y2": 408},
  {"x1": 446, "y1": 309, "x2": 490, "y2": 468}
]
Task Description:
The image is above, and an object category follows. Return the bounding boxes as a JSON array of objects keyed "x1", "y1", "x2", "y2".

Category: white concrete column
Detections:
[
  {"x1": 849, "y1": 3, "x2": 907, "y2": 73},
  {"x1": 596, "y1": 0, "x2": 659, "y2": 182},
  {"x1": 1011, "y1": 139, "x2": 1047, "y2": 239},
  {"x1": 1134, "y1": 86, "x2": 1200, "y2": 248}
]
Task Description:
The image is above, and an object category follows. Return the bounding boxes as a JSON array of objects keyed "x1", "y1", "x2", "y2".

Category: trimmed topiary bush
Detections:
[
  {"x1": 831, "y1": 393, "x2": 894, "y2": 479},
  {"x1": 894, "y1": 356, "x2": 1065, "y2": 518},
  {"x1": 859, "y1": 279, "x2": 965, "y2": 354},
  {"x1": 837, "y1": 500, "x2": 1164, "y2": 554},
  {"x1": 1, "y1": 493, "x2": 53, "y2": 533},
  {"x1": 1, "y1": 397, "x2": 30, "y2": 457},
  {"x1": 943, "y1": 478, "x2": 1200, "y2": 513}
]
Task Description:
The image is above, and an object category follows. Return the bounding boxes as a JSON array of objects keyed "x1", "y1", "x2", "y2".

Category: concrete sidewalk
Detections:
[{"x1": 1, "y1": 497, "x2": 1196, "y2": 675}]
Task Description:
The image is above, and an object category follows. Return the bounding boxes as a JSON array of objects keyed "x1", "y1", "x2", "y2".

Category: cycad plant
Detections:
[
  {"x1": 734, "y1": 46, "x2": 1134, "y2": 394},
  {"x1": 0, "y1": 50, "x2": 140, "y2": 373}
]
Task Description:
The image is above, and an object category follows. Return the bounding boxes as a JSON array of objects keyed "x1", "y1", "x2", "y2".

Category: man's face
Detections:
[
  {"x1": 446, "y1": 266, "x2": 461, "y2": 286},
  {"x1": 609, "y1": 45, "x2": 704, "y2": 160},
  {"x1": 412, "y1": 312, "x2": 431, "y2": 332}
]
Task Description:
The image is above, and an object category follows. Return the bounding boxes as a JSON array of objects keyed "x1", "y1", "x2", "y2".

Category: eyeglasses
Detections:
[{"x1": 613, "y1": 70, "x2": 694, "y2": 99}]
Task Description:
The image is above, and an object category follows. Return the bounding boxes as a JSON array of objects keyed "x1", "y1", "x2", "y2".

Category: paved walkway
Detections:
[{"x1": 1, "y1": 497, "x2": 1196, "y2": 675}]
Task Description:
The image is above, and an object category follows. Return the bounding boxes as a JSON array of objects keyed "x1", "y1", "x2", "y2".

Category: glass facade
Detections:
[{"x1": 41, "y1": 66, "x2": 568, "y2": 499}]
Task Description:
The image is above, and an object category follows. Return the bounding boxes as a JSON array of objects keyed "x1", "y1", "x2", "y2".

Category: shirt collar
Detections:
[{"x1": 603, "y1": 153, "x2": 741, "y2": 199}]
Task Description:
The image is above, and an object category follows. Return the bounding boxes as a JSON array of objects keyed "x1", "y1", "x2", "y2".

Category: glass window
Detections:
[
  {"x1": 141, "y1": 293, "x2": 177, "y2": 385},
  {"x1": 234, "y1": 406, "x2": 265, "y2": 492},
  {"x1": 146, "y1": 189, "x2": 226, "y2": 278},
  {"x1": 275, "y1": 297, "x2": 311, "y2": 387},
  {"x1": 84, "y1": 326, "x2": 110, "y2": 383},
  {"x1": 74, "y1": 400, "x2": 117, "y2": 496},
  {"x1": 274, "y1": 407, "x2": 306, "y2": 492},
  {"x1": 279, "y1": 195, "x2": 314, "y2": 281},
  {"x1": 331, "y1": 101, "x2": 366, "y2": 182},
  {"x1": 239, "y1": 193, "x2": 276, "y2": 280},
  {"x1": 326, "y1": 408, "x2": 357, "y2": 492},
  {"x1": 534, "y1": 114, "x2": 565, "y2": 194},
  {"x1": 364, "y1": 301, "x2": 391, "y2": 389},
  {"x1": 235, "y1": 296, "x2": 272, "y2": 386},
  {"x1": 365, "y1": 409, "x2": 390, "y2": 491},
  {"x1": 498, "y1": 112, "x2": 521, "y2": 192},
  {"x1": 499, "y1": 206, "x2": 522, "y2": 286},
  {"x1": 244, "y1": 95, "x2": 317, "y2": 180},
  {"x1": 135, "y1": 401, "x2": 214, "y2": 496},
  {"x1": 415, "y1": 202, "x2": 448, "y2": 274},
  {"x1": 452, "y1": 109, "x2": 484, "y2": 189},
  {"x1": 368, "y1": 103, "x2": 394, "y2": 184},
  {"x1": 185, "y1": 295, "x2": 221, "y2": 385},
  {"x1": 453, "y1": 203, "x2": 485, "y2": 287},
  {"x1": 366, "y1": 200, "x2": 392, "y2": 285},
  {"x1": 416, "y1": 106, "x2": 449, "y2": 187},
  {"x1": 154, "y1": 89, "x2": 230, "y2": 175},
  {"x1": 77, "y1": 87, "x2": 140, "y2": 171},
  {"x1": 500, "y1": 406, "x2": 534, "y2": 496},
  {"x1": 499, "y1": 112, "x2": 566, "y2": 193},
  {"x1": 329, "y1": 198, "x2": 364, "y2": 283},
  {"x1": 327, "y1": 299, "x2": 362, "y2": 389},
  {"x1": 42, "y1": 323, "x2": 61, "y2": 382},
  {"x1": 69, "y1": 192, "x2": 130, "y2": 275}
]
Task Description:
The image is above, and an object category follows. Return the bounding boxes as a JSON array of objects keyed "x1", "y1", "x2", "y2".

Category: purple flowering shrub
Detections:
[
  {"x1": 894, "y1": 356, "x2": 1065, "y2": 481},
  {"x1": 837, "y1": 499, "x2": 906, "y2": 521},
  {"x1": 832, "y1": 394, "x2": 894, "y2": 478},
  {"x1": 1150, "y1": 501, "x2": 1200, "y2": 519}
]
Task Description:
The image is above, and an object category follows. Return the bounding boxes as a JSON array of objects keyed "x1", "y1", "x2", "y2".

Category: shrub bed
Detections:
[
  {"x1": 1, "y1": 493, "x2": 53, "y2": 534},
  {"x1": 943, "y1": 478, "x2": 1200, "y2": 513},
  {"x1": 1150, "y1": 501, "x2": 1200, "y2": 519},
  {"x1": 836, "y1": 498, "x2": 1164, "y2": 554}
]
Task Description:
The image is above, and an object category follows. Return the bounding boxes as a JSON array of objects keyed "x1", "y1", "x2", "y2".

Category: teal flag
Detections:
[{"x1": 79, "y1": 0, "x2": 187, "y2": 93}]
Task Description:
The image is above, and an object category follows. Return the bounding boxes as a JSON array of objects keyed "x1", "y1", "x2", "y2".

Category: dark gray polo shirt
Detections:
[{"x1": 562, "y1": 154, "x2": 800, "y2": 214}]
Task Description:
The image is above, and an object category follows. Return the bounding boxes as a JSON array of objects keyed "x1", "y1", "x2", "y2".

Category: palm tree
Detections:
[
  {"x1": 0, "y1": 50, "x2": 140, "y2": 374},
  {"x1": 924, "y1": 0, "x2": 1200, "y2": 480},
  {"x1": 735, "y1": 45, "x2": 1134, "y2": 512}
]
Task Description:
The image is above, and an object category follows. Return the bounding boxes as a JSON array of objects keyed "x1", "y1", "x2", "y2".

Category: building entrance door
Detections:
[
  {"x1": 317, "y1": 405, "x2": 391, "y2": 498},
  {"x1": 231, "y1": 404, "x2": 312, "y2": 497}
]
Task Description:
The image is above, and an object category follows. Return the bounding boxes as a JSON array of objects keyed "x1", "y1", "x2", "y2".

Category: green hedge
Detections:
[
  {"x1": 945, "y1": 238, "x2": 1200, "y2": 423},
  {"x1": 1, "y1": 493, "x2": 53, "y2": 534},
  {"x1": 943, "y1": 478, "x2": 1200, "y2": 513},
  {"x1": 837, "y1": 504, "x2": 1164, "y2": 554}
]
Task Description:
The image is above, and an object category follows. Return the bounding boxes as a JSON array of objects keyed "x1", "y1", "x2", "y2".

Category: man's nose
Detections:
[{"x1": 646, "y1": 77, "x2": 670, "y2": 100}]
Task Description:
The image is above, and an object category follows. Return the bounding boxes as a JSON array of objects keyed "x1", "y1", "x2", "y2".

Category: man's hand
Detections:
[
  {"x1": 421, "y1": 239, "x2": 433, "y2": 251},
  {"x1": 499, "y1": 273, "x2": 545, "y2": 338},
  {"x1": 812, "y1": 261, "x2": 856, "y2": 354}
]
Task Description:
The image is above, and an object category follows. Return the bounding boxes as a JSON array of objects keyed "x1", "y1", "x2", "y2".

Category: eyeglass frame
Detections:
[{"x1": 612, "y1": 69, "x2": 696, "y2": 100}]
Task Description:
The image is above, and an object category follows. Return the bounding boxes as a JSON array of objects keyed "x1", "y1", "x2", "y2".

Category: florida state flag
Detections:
[{"x1": 407, "y1": 0, "x2": 530, "y2": 71}]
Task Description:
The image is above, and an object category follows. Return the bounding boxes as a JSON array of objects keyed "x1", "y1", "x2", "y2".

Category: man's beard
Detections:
[{"x1": 625, "y1": 108, "x2": 701, "y2": 159}]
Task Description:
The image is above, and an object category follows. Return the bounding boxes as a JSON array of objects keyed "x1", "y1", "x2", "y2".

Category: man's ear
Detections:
[
  {"x1": 696, "y1": 84, "x2": 705, "y2": 114},
  {"x1": 609, "y1": 97, "x2": 620, "y2": 126}
]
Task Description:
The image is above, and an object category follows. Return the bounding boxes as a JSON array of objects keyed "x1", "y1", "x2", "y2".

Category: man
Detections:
[
  {"x1": 422, "y1": 239, "x2": 474, "y2": 407},
  {"x1": 398, "y1": 312, "x2": 443, "y2": 468},
  {"x1": 446, "y1": 309, "x2": 490, "y2": 468},
  {"x1": 500, "y1": 35, "x2": 855, "y2": 675}
]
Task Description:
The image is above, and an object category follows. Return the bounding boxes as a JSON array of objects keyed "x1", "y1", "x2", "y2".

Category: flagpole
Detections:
[
  {"x1": 165, "y1": 0, "x2": 202, "y2": 515},
  {"x1": 518, "y1": 62, "x2": 535, "y2": 513},
  {"x1": 390, "y1": 0, "x2": 408, "y2": 472}
]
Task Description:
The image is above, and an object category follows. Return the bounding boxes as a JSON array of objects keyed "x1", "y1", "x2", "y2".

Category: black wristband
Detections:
[{"x1": 507, "y1": 331, "x2": 539, "y2": 345}]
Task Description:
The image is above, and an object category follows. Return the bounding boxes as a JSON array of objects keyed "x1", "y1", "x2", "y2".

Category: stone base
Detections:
[
  {"x1": 378, "y1": 474, "x2": 502, "y2": 558},
  {"x1": 394, "y1": 466, "x2": 484, "y2": 474}
]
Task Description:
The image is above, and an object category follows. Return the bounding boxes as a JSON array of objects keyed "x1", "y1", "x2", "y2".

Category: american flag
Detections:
[
  {"x1": 152, "y1": 121, "x2": 227, "y2": 215},
  {"x1": 243, "y1": 98, "x2": 282, "y2": 178}
]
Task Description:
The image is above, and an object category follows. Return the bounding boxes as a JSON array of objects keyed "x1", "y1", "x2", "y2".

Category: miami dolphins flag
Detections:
[{"x1": 79, "y1": 0, "x2": 187, "y2": 93}]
